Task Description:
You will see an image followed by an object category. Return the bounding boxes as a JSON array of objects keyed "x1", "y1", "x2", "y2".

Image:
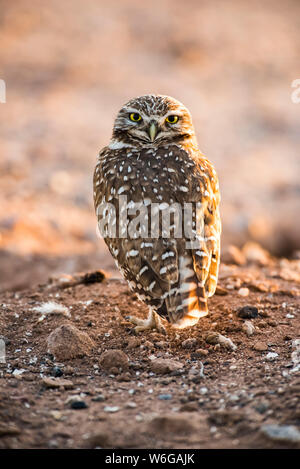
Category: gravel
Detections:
[{"x1": 261, "y1": 424, "x2": 300, "y2": 443}]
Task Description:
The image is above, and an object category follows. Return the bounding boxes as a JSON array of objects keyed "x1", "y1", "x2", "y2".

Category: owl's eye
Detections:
[
  {"x1": 166, "y1": 115, "x2": 179, "y2": 124},
  {"x1": 129, "y1": 112, "x2": 142, "y2": 122}
]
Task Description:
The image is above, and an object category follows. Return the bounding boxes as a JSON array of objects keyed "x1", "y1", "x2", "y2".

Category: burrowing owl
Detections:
[{"x1": 94, "y1": 95, "x2": 221, "y2": 332}]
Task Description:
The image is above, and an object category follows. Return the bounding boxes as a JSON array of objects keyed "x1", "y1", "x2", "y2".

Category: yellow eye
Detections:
[
  {"x1": 129, "y1": 112, "x2": 142, "y2": 122},
  {"x1": 166, "y1": 115, "x2": 179, "y2": 124}
]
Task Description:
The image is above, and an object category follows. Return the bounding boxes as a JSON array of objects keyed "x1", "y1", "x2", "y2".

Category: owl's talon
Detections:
[{"x1": 128, "y1": 309, "x2": 166, "y2": 334}]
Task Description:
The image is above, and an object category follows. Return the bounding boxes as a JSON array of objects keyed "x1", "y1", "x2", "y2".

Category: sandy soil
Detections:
[
  {"x1": 0, "y1": 254, "x2": 299, "y2": 449},
  {"x1": 1, "y1": 0, "x2": 300, "y2": 278}
]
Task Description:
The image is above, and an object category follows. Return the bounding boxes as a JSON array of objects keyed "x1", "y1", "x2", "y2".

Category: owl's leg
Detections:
[{"x1": 129, "y1": 307, "x2": 166, "y2": 334}]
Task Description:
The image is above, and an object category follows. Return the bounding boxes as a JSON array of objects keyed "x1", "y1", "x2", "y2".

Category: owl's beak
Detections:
[{"x1": 148, "y1": 122, "x2": 158, "y2": 142}]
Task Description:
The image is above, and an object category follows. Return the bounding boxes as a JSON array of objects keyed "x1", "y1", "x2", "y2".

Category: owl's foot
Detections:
[{"x1": 129, "y1": 308, "x2": 166, "y2": 334}]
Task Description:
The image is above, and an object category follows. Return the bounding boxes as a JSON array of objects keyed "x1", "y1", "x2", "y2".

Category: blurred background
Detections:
[{"x1": 0, "y1": 0, "x2": 299, "y2": 291}]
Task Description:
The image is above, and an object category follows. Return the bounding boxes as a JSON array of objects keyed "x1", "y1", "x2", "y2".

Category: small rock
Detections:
[
  {"x1": 158, "y1": 394, "x2": 172, "y2": 400},
  {"x1": 150, "y1": 358, "x2": 183, "y2": 375},
  {"x1": 65, "y1": 395, "x2": 82, "y2": 405},
  {"x1": 265, "y1": 352, "x2": 278, "y2": 361},
  {"x1": 206, "y1": 332, "x2": 237, "y2": 350},
  {"x1": 242, "y1": 321, "x2": 255, "y2": 336},
  {"x1": 182, "y1": 338, "x2": 197, "y2": 349},
  {"x1": 64, "y1": 365, "x2": 74, "y2": 375},
  {"x1": 91, "y1": 394, "x2": 106, "y2": 402},
  {"x1": 261, "y1": 424, "x2": 300, "y2": 444},
  {"x1": 253, "y1": 341, "x2": 268, "y2": 352},
  {"x1": 237, "y1": 306, "x2": 258, "y2": 319},
  {"x1": 47, "y1": 324, "x2": 95, "y2": 360},
  {"x1": 195, "y1": 348, "x2": 209, "y2": 357},
  {"x1": 71, "y1": 401, "x2": 88, "y2": 410},
  {"x1": 126, "y1": 337, "x2": 140, "y2": 349},
  {"x1": 99, "y1": 349, "x2": 129, "y2": 373},
  {"x1": 255, "y1": 401, "x2": 269, "y2": 414},
  {"x1": 103, "y1": 406, "x2": 120, "y2": 413},
  {"x1": 51, "y1": 366, "x2": 63, "y2": 378},
  {"x1": 12, "y1": 369, "x2": 26, "y2": 377},
  {"x1": 155, "y1": 341, "x2": 167, "y2": 348},
  {"x1": 238, "y1": 287, "x2": 249, "y2": 297},
  {"x1": 125, "y1": 402, "x2": 137, "y2": 408},
  {"x1": 42, "y1": 377, "x2": 74, "y2": 389},
  {"x1": 49, "y1": 410, "x2": 64, "y2": 421},
  {"x1": 205, "y1": 332, "x2": 220, "y2": 345}
]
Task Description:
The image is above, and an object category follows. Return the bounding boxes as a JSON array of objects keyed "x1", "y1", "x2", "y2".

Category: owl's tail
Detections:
[{"x1": 164, "y1": 255, "x2": 208, "y2": 328}]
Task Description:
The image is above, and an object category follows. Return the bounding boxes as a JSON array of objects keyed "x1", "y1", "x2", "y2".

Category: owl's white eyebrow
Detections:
[
  {"x1": 124, "y1": 108, "x2": 142, "y2": 114},
  {"x1": 164, "y1": 110, "x2": 184, "y2": 117}
]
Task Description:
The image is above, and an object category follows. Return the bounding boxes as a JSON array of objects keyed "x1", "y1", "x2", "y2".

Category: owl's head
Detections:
[{"x1": 111, "y1": 94, "x2": 196, "y2": 148}]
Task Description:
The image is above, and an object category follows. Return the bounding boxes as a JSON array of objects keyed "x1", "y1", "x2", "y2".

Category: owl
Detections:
[{"x1": 93, "y1": 95, "x2": 221, "y2": 332}]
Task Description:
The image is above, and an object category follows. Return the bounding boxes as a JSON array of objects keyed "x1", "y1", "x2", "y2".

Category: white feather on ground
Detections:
[{"x1": 32, "y1": 301, "x2": 70, "y2": 321}]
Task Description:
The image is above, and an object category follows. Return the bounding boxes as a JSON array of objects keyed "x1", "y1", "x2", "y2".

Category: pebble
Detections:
[
  {"x1": 195, "y1": 348, "x2": 209, "y2": 357},
  {"x1": 206, "y1": 332, "x2": 220, "y2": 345},
  {"x1": 12, "y1": 369, "x2": 26, "y2": 377},
  {"x1": 181, "y1": 338, "x2": 197, "y2": 349},
  {"x1": 265, "y1": 352, "x2": 278, "y2": 361},
  {"x1": 242, "y1": 321, "x2": 255, "y2": 336},
  {"x1": 71, "y1": 401, "x2": 88, "y2": 410},
  {"x1": 261, "y1": 424, "x2": 300, "y2": 443},
  {"x1": 99, "y1": 349, "x2": 129, "y2": 373},
  {"x1": 199, "y1": 387, "x2": 208, "y2": 395},
  {"x1": 65, "y1": 395, "x2": 82, "y2": 405},
  {"x1": 150, "y1": 358, "x2": 183, "y2": 375},
  {"x1": 42, "y1": 377, "x2": 74, "y2": 389},
  {"x1": 253, "y1": 341, "x2": 268, "y2": 352},
  {"x1": 125, "y1": 402, "x2": 137, "y2": 408},
  {"x1": 126, "y1": 337, "x2": 140, "y2": 349},
  {"x1": 47, "y1": 324, "x2": 95, "y2": 360},
  {"x1": 206, "y1": 332, "x2": 237, "y2": 351},
  {"x1": 238, "y1": 288, "x2": 249, "y2": 297},
  {"x1": 91, "y1": 394, "x2": 106, "y2": 402},
  {"x1": 237, "y1": 306, "x2": 258, "y2": 319},
  {"x1": 255, "y1": 401, "x2": 269, "y2": 414},
  {"x1": 103, "y1": 406, "x2": 120, "y2": 413},
  {"x1": 49, "y1": 410, "x2": 64, "y2": 421},
  {"x1": 158, "y1": 394, "x2": 172, "y2": 400},
  {"x1": 51, "y1": 366, "x2": 63, "y2": 377}
]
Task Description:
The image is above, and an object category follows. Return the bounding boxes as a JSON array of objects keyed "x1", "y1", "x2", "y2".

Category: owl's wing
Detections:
[{"x1": 190, "y1": 159, "x2": 221, "y2": 298}]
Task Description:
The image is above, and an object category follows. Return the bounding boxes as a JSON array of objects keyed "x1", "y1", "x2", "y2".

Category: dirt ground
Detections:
[{"x1": 0, "y1": 250, "x2": 299, "y2": 449}]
